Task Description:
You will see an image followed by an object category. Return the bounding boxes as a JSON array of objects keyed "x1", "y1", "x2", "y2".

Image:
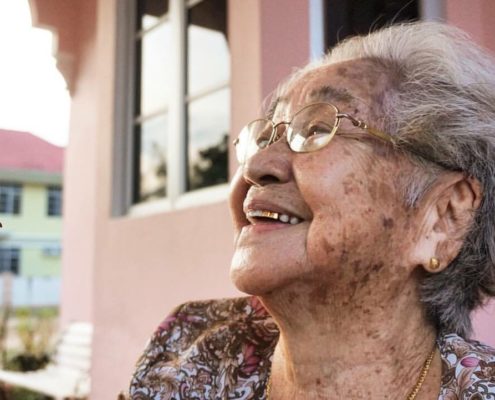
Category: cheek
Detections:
[
  {"x1": 297, "y1": 161, "x2": 405, "y2": 272},
  {"x1": 301, "y1": 170, "x2": 372, "y2": 269},
  {"x1": 305, "y1": 211, "x2": 344, "y2": 271}
]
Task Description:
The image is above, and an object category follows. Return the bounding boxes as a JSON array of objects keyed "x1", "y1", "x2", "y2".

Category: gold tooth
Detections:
[{"x1": 260, "y1": 210, "x2": 279, "y2": 219}]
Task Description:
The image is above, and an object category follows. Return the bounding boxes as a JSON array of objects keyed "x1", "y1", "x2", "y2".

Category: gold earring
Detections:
[{"x1": 429, "y1": 257, "x2": 440, "y2": 271}]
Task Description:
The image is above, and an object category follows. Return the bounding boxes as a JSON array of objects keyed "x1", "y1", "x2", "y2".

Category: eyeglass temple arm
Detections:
[
  {"x1": 338, "y1": 113, "x2": 395, "y2": 145},
  {"x1": 339, "y1": 113, "x2": 456, "y2": 170}
]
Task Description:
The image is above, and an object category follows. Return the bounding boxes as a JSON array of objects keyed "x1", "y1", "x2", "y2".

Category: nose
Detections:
[{"x1": 243, "y1": 125, "x2": 293, "y2": 186}]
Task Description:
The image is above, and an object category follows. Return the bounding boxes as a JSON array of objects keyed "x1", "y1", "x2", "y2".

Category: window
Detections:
[
  {"x1": 0, "y1": 248, "x2": 20, "y2": 275},
  {"x1": 324, "y1": 0, "x2": 419, "y2": 48},
  {"x1": 125, "y1": 0, "x2": 230, "y2": 209},
  {"x1": 43, "y1": 246, "x2": 62, "y2": 257},
  {"x1": 47, "y1": 186, "x2": 62, "y2": 216},
  {"x1": 0, "y1": 184, "x2": 21, "y2": 215},
  {"x1": 186, "y1": 1, "x2": 229, "y2": 191}
]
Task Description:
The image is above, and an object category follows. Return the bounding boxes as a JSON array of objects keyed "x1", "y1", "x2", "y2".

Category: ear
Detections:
[{"x1": 412, "y1": 173, "x2": 482, "y2": 274}]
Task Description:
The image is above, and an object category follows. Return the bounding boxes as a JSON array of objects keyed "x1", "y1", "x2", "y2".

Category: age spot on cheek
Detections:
[
  {"x1": 309, "y1": 283, "x2": 330, "y2": 306},
  {"x1": 352, "y1": 260, "x2": 361, "y2": 274},
  {"x1": 343, "y1": 180, "x2": 355, "y2": 195},
  {"x1": 287, "y1": 291, "x2": 299, "y2": 304},
  {"x1": 322, "y1": 239, "x2": 336, "y2": 256},
  {"x1": 371, "y1": 263, "x2": 384, "y2": 273},
  {"x1": 382, "y1": 217, "x2": 394, "y2": 229}
]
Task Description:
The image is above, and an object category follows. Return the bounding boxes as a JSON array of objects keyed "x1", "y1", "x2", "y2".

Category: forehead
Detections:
[{"x1": 272, "y1": 59, "x2": 388, "y2": 117}]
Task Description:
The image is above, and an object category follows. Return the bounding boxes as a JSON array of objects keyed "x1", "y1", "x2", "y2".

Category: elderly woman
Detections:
[{"x1": 128, "y1": 22, "x2": 495, "y2": 399}]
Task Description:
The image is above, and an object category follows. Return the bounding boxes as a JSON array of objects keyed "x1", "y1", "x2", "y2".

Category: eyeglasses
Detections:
[{"x1": 233, "y1": 102, "x2": 395, "y2": 163}]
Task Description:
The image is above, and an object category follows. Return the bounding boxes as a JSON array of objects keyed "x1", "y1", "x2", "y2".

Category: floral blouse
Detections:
[{"x1": 127, "y1": 296, "x2": 495, "y2": 399}]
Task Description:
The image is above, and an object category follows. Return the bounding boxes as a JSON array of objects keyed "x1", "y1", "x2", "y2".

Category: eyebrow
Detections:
[
  {"x1": 308, "y1": 85, "x2": 355, "y2": 104},
  {"x1": 265, "y1": 85, "x2": 356, "y2": 119}
]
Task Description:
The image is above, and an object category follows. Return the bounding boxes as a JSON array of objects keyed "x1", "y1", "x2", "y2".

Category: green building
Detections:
[{"x1": 0, "y1": 129, "x2": 63, "y2": 306}]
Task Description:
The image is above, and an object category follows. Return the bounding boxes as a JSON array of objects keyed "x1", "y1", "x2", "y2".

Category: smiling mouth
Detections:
[{"x1": 246, "y1": 209, "x2": 302, "y2": 225}]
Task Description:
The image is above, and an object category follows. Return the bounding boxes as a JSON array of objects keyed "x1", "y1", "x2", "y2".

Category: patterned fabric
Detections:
[
  {"x1": 128, "y1": 296, "x2": 495, "y2": 399},
  {"x1": 439, "y1": 334, "x2": 495, "y2": 399}
]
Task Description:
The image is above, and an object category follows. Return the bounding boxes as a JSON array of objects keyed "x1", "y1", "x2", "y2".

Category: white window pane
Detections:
[
  {"x1": 187, "y1": 88, "x2": 230, "y2": 191},
  {"x1": 137, "y1": 113, "x2": 168, "y2": 202},
  {"x1": 187, "y1": 0, "x2": 229, "y2": 95},
  {"x1": 138, "y1": 21, "x2": 171, "y2": 116}
]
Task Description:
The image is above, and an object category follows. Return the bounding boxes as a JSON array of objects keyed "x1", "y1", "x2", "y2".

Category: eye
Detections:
[
  {"x1": 306, "y1": 122, "x2": 332, "y2": 137},
  {"x1": 256, "y1": 138, "x2": 270, "y2": 149}
]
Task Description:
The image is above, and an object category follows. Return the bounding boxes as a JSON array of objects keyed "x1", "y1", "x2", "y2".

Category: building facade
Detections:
[
  {"x1": 0, "y1": 129, "x2": 63, "y2": 306},
  {"x1": 28, "y1": 0, "x2": 495, "y2": 398}
]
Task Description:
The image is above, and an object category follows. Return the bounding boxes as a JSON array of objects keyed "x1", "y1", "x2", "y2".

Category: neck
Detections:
[{"x1": 260, "y1": 276, "x2": 441, "y2": 399}]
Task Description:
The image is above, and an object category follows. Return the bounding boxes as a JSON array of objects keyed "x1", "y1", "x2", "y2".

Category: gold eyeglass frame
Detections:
[{"x1": 233, "y1": 102, "x2": 396, "y2": 163}]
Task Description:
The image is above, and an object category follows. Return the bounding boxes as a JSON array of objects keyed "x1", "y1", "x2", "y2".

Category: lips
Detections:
[
  {"x1": 243, "y1": 198, "x2": 304, "y2": 227},
  {"x1": 246, "y1": 209, "x2": 302, "y2": 225}
]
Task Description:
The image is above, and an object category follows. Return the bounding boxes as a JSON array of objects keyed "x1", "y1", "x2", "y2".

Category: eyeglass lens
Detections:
[{"x1": 235, "y1": 103, "x2": 339, "y2": 163}]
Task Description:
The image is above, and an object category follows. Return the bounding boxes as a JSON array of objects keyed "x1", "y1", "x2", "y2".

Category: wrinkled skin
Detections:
[{"x1": 229, "y1": 59, "x2": 481, "y2": 399}]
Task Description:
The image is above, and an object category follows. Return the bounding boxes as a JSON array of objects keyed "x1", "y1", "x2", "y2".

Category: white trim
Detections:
[
  {"x1": 0, "y1": 170, "x2": 62, "y2": 185},
  {"x1": 128, "y1": 196, "x2": 173, "y2": 217},
  {"x1": 174, "y1": 183, "x2": 229, "y2": 209},
  {"x1": 0, "y1": 238, "x2": 61, "y2": 249},
  {"x1": 136, "y1": 14, "x2": 171, "y2": 38},
  {"x1": 128, "y1": 183, "x2": 229, "y2": 217},
  {"x1": 134, "y1": 106, "x2": 170, "y2": 124},
  {"x1": 187, "y1": 0, "x2": 203, "y2": 8},
  {"x1": 2, "y1": 234, "x2": 60, "y2": 241},
  {"x1": 309, "y1": 0, "x2": 325, "y2": 60},
  {"x1": 186, "y1": 81, "x2": 230, "y2": 103},
  {"x1": 168, "y1": 0, "x2": 187, "y2": 200},
  {"x1": 420, "y1": 0, "x2": 445, "y2": 21}
]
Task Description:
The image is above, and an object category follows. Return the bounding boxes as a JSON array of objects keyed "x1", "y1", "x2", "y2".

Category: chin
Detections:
[
  {"x1": 230, "y1": 252, "x2": 279, "y2": 295},
  {"x1": 230, "y1": 251, "x2": 302, "y2": 296},
  {"x1": 230, "y1": 264, "x2": 268, "y2": 295}
]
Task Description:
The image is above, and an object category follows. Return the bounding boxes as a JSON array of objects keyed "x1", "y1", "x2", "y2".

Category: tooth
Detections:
[
  {"x1": 260, "y1": 211, "x2": 278, "y2": 219},
  {"x1": 279, "y1": 214, "x2": 289, "y2": 223},
  {"x1": 290, "y1": 217, "x2": 300, "y2": 224}
]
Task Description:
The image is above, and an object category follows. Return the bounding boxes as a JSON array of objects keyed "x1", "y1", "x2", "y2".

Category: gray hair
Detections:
[{"x1": 304, "y1": 22, "x2": 495, "y2": 337}]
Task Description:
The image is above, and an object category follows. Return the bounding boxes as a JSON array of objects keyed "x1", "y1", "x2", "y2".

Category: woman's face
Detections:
[{"x1": 229, "y1": 60, "x2": 422, "y2": 296}]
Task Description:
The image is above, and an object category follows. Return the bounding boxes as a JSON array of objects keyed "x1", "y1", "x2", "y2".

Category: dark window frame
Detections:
[
  {"x1": 0, "y1": 248, "x2": 20, "y2": 275},
  {"x1": 0, "y1": 183, "x2": 22, "y2": 215},
  {"x1": 129, "y1": 0, "x2": 231, "y2": 207},
  {"x1": 324, "y1": 0, "x2": 419, "y2": 49},
  {"x1": 47, "y1": 186, "x2": 62, "y2": 217}
]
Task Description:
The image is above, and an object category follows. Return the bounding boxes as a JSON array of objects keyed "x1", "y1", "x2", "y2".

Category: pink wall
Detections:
[
  {"x1": 229, "y1": 0, "x2": 310, "y2": 173},
  {"x1": 446, "y1": 0, "x2": 495, "y2": 55},
  {"x1": 31, "y1": 0, "x2": 97, "y2": 326},
  {"x1": 446, "y1": 0, "x2": 495, "y2": 347}
]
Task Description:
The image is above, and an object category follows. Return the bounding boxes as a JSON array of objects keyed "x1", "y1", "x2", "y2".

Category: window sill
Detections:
[{"x1": 128, "y1": 183, "x2": 229, "y2": 218}]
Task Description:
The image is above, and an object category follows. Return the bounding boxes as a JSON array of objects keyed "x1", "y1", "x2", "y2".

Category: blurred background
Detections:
[{"x1": 0, "y1": 0, "x2": 493, "y2": 398}]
